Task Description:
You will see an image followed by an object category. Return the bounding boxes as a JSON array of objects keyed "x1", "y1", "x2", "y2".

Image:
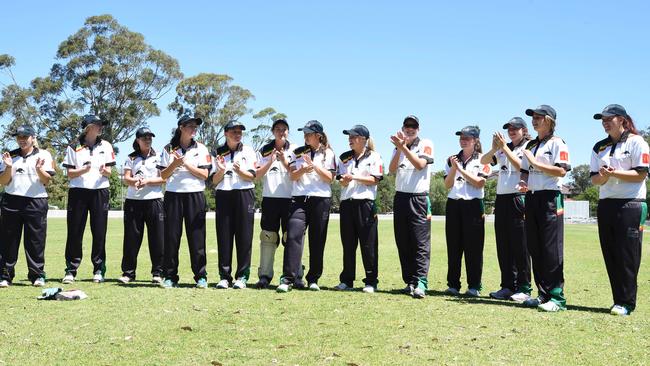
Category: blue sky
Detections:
[{"x1": 2, "y1": 1, "x2": 649, "y2": 173}]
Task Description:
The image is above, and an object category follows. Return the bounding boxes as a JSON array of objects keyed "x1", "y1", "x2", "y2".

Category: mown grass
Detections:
[{"x1": 0, "y1": 219, "x2": 649, "y2": 365}]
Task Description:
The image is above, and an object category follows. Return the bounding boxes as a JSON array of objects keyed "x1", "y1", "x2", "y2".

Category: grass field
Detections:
[{"x1": 1, "y1": 218, "x2": 649, "y2": 365}]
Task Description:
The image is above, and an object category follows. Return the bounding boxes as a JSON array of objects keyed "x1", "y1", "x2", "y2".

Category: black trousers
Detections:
[
  {"x1": 214, "y1": 189, "x2": 255, "y2": 282},
  {"x1": 494, "y1": 193, "x2": 530, "y2": 292},
  {"x1": 0, "y1": 194, "x2": 48, "y2": 282},
  {"x1": 525, "y1": 190, "x2": 565, "y2": 305},
  {"x1": 260, "y1": 197, "x2": 291, "y2": 235},
  {"x1": 163, "y1": 191, "x2": 207, "y2": 283},
  {"x1": 445, "y1": 198, "x2": 485, "y2": 290},
  {"x1": 339, "y1": 199, "x2": 379, "y2": 287},
  {"x1": 393, "y1": 192, "x2": 431, "y2": 288},
  {"x1": 598, "y1": 199, "x2": 646, "y2": 311},
  {"x1": 121, "y1": 198, "x2": 164, "y2": 279},
  {"x1": 282, "y1": 196, "x2": 331, "y2": 284},
  {"x1": 65, "y1": 188, "x2": 109, "y2": 276}
]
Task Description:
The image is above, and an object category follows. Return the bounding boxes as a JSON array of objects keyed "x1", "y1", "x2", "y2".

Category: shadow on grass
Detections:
[{"x1": 444, "y1": 296, "x2": 611, "y2": 314}]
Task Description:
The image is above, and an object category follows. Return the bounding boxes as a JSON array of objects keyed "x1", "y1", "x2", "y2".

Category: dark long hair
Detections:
[
  {"x1": 169, "y1": 128, "x2": 182, "y2": 147},
  {"x1": 622, "y1": 115, "x2": 640, "y2": 135}
]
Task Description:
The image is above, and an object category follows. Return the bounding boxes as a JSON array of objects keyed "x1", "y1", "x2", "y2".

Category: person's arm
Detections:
[
  {"x1": 444, "y1": 157, "x2": 456, "y2": 189},
  {"x1": 521, "y1": 149, "x2": 567, "y2": 177},
  {"x1": 255, "y1": 152, "x2": 273, "y2": 179},
  {"x1": 233, "y1": 161, "x2": 255, "y2": 182},
  {"x1": 35, "y1": 157, "x2": 54, "y2": 186},
  {"x1": 160, "y1": 154, "x2": 183, "y2": 180},
  {"x1": 123, "y1": 169, "x2": 138, "y2": 187},
  {"x1": 0, "y1": 153, "x2": 12, "y2": 185},
  {"x1": 480, "y1": 133, "x2": 499, "y2": 165},
  {"x1": 456, "y1": 165, "x2": 487, "y2": 189},
  {"x1": 388, "y1": 149, "x2": 400, "y2": 174},
  {"x1": 66, "y1": 164, "x2": 92, "y2": 179},
  {"x1": 400, "y1": 144, "x2": 428, "y2": 171}
]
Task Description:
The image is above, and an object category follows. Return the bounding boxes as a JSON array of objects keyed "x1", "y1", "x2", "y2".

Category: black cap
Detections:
[
  {"x1": 298, "y1": 120, "x2": 324, "y2": 134},
  {"x1": 12, "y1": 125, "x2": 36, "y2": 137},
  {"x1": 403, "y1": 115, "x2": 420, "y2": 128},
  {"x1": 455, "y1": 125, "x2": 480, "y2": 138},
  {"x1": 525, "y1": 105, "x2": 557, "y2": 120},
  {"x1": 224, "y1": 120, "x2": 246, "y2": 131},
  {"x1": 343, "y1": 125, "x2": 370, "y2": 138},
  {"x1": 81, "y1": 114, "x2": 108, "y2": 128},
  {"x1": 594, "y1": 104, "x2": 629, "y2": 120},
  {"x1": 502, "y1": 117, "x2": 527, "y2": 130},
  {"x1": 271, "y1": 118, "x2": 289, "y2": 129},
  {"x1": 135, "y1": 127, "x2": 156, "y2": 138},
  {"x1": 177, "y1": 115, "x2": 203, "y2": 126}
]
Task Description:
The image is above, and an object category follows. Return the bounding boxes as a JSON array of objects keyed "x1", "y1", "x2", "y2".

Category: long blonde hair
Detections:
[{"x1": 366, "y1": 137, "x2": 375, "y2": 151}]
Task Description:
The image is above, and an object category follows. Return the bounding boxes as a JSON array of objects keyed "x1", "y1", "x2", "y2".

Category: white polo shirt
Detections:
[
  {"x1": 444, "y1": 151, "x2": 489, "y2": 200},
  {"x1": 590, "y1": 131, "x2": 649, "y2": 199},
  {"x1": 63, "y1": 138, "x2": 116, "y2": 189},
  {"x1": 337, "y1": 149, "x2": 383, "y2": 200},
  {"x1": 393, "y1": 137, "x2": 434, "y2": 194},
  {"x1": 212, "y1": 143, "x2": 256, "y2": 191},
  {"x1": 257, "y1": 141, "x2": 296, "y2": 199},
  {"x1": 0, "y1": 148, "x2": 56, "y2": 198},
  {"x1": 289, "y1": 146, "x2": 336, "y2": 197},
  {"x1": 123, "y1": 149, "x2": 164, "y2": 200},
  {"x1": 521, "y1": 135, "x2": 571, "y2": 192},
  {"x1": 158, "y1": 140, "x2": 212, "y2": 193},
  {"x1": 492, "y1": 140, "x2": 530, "y2": 195}
]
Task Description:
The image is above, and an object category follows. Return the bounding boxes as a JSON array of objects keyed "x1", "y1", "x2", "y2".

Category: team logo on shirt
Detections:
[
  {"x1": 643, "y1": 153, "x2": 649, "y2": 164},
  {"x1": 482, "y1": 165, "x2": 490, "y2": 174},
  {"x1": 559, "y1": 151, "x2": 569, "y2": 161},
  {"x1": 398, "y1": 163, "x2": 407, "y2": 169},
  {"x1": 16, "y1": 168, "x2": 25, "y2": 173},
  {"x1": 270, "y1": 167, "x2": 280, "y2": 172}
]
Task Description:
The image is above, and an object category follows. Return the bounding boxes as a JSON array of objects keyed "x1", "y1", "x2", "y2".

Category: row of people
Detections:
[{"x1": 0, "y1": 104, "x2": 645, "y2": 316}]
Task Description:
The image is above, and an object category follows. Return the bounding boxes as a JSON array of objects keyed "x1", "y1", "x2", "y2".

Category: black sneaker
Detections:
[
  {"x1": 256, "y1": 277, "x2": 270, "y2": 289},
  {"x1": 522, "y1": 297, "x2": 543, "y2": 308}
]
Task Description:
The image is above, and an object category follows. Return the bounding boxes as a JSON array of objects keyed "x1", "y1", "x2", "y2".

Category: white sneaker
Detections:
[
  {"x1": 465, "y1": 288, "x2": 480, "y2": 297},
  {"x1": 611, "y1": 305, "x2": 630, "y2": 316},
  {"x1": 308, "y1": 283, "x2": 320, "y2": 291},
  {"x1": 33, "y1": 278, "x2": 45, "y2": 287},
  {"x1": 233, "y1": 279, "x2": 247, "y2": 289},
  {"x1": 93, "y1": 273, "x2": 104, "y2": 283},
  {"x1": 62, "y1": 273, "x2": 75, "y2": 284},
  {"x1": 0, "y1": 280, "x2": 9, "y2": 288},
  {"x1": 362, "y1": 285, "x2": 376, "y2": 294},
  {"x1": 510, "y1": 292, "x2": 531, "y2": 303},
  {"x1": 538, "y1": 301, "x2": 564, "y2": 312},
  {"x1": 276, "y1": 283, "x2": 291, "y2": 293},
  {"x1": 489, "y1": 288, "x2": 514, "y2": 300},
  {"x1": 118, "y1": 276, "x2": 131, "y2": 284},
  {"x1": 215, "y1": 279, "x2": 230, "y2": 289},
  {"x1": 152, "y1": 276, "x2": 163, "y2": 284},
  {"x1": 412, "y1": 287, "x2": 426, "y2": 299},
  {"x1": 334, "y1": 282, "x2": 351, "y2": 291},
  {"x1": 445, "y1": 287, "x2": 460, "y2": 296}
]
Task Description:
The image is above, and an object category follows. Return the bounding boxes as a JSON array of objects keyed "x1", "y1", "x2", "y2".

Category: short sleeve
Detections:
[
  {"x1": 325, "y1": 149, "x2": 337, "y2": 171},
  {"x1": 104, "y1": 143, "x2": 116, "y2": 166},
  {"x1": 589, "y1": 146, "x2": 601, "y2": 176},
  {"x1": 197, "y1": 145, "x2": 212, "y2": 170},
  {"x1": 63, "y1": 145, "x2": 77, "y2": 169},
  {"x1": 552, "y1": 139, "x2": 571, "y2": 171},
  {"x1": 631, "y1": 137, "x2": 650, "y2": 172},
  {"x1": 444, "y1": 157, "x2": 452, "y2": 177},
  {"x1": 124, "y1": 158, "x2": 134, "y2": 172},
  {"x1": 419, "y1": 140, "x2": 434, "y2": 164},
  {"x1": 158, "y1": 148, "x2": 170, "y2": 170},
  {"x1": 43, "y1": 151, "x2": 56, "y2": 174},
  {"x1": 370, "y1": 153, "x2": 384, "y2": 178}
]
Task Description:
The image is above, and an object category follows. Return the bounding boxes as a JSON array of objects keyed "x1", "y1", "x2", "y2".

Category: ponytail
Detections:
[
  {"x1": 169, "y1": 128, "x2": 182, "y2": 147},
  {"x1": 318, "y1": 132, "x2": 331, "y2": 150},
  {"x1": 622, "y1": 115, "x2": 640, "y2": 135},
  {"x1": 366, "y1": 137, "x2": 375, "y2": 151},
  {"x1": 474, "y1": 138, "x2": 482, "y2": 154}
]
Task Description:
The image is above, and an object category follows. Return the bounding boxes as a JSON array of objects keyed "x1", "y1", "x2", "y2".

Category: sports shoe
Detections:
[
  {"x1": 118, "y1": 276, "x2": 131, "y2": 284},
  {"x1": 402, "y1": 284, "x2": 415, "y2": 295},
  {"x1": 522, "y1": 297, "x2": 543, "y2": 308},
  {"x1": 256, "y1": 277, "x2": 270, "y2": 289},
  {"x1": 160, "y1": 279, "x2": 178, "y2": 288},
  {"x1": 362, "y1": 285, "x2": 376, "y2": 294},
  {"x1": 0, "y1": 280, "x2": 10, "y2": 288},
  {"x1": 196, "y1": 278, "x2": 208, "y2": 289},
  {"x1": 412, "y1": 287, "x2": 426, "y2": 299},
  {"x1": 294, "y1": 279, "x2": 306, "y2": 289},
  {"x1": 276, "y1": 283, "x2": 291, "y2": 293},
  {"x1": 465, "y1": 288, "x2": 480, "y2": 297},
  {"x1": 510, "y1": 292, "x2": 532, "y2": 303},
  {"x1": 151, "y1": 276, "x2": 163, "y2": 284},
  {"x1": 489, "y1": 288, "x2": 514, "y2": 300},
  {"x1": 215, "y1": 279, "x2": 230, "y2": 289},
  {"x1": 33, "y1": 277, "x2": 46, "y2": 287},
  {"x1": 538, "y1": 301, "x2": 564, "y2": 312},
  {"x1": 445, "y1": 287, "x2": 460, "y2": 296},
  {"x1": 308, "y1": 282, "x2": 320, "y2": 291},
  {"x1": 92, "y1": 273, "x2": 104, "y2": 283},
  {"x1": 233, "y1": 278, "x2": 247, "y2": 289},
  {"x1": 62, "y1": 273, "x2": 75, "y2": 284},
  {"x1": 334, "y1": 282, "x2": 352, "y2": 291},
  {"x1": 611, "y1": 305, "x2": 630, "y2": 316}
]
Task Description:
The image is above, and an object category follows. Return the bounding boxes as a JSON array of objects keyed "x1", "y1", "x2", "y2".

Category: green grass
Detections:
[{"x1": 1, "y1": 219, "x2": 649, "y2": 365}]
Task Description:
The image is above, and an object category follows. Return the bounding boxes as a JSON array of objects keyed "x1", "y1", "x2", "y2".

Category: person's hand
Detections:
[
  {"x1": 515, "y1": 180, "x2": 529, "y2": 193},
  {"x1": 1, "y1": 152, "x2": 13, "y2": 169},
  {"x1": 171, "y1": 151, "x2": 185, "y2": 168},
  {"x1": 81, "y1": 162, "x2": 92, "y2": 174},
  {"x1": 35, "y1": 157, "x2": 45, "y2": 170},
  {"x1": 522, "y1": 150, "x2": 536, "y2": 167},
  {"x1": 99, "y1": 165, "x2": 111, "y2": 176},
  {"x1": 340, "y1": 173, "x2": 353, "y2": 186},
  {"x1": 390, "y1": 131, "x2": 406, "y2": 149},
  {"x1": 135, "y1": 177, "x2": 147, "y2": 190},
  {"x1": 599, "y1": 165, "x2": 614, "y2": 177},
  {"x1": 449, "y1": 155, "x2": 461, "y2": 171},
  {"x1": 275, "y1": 149, "x2": 286, "y2": 163},
  {"x1": 215, "y1": 155, "x2": 226, "y2": 171},
  {"x1": 302, "y1": 154, "x2": 314, "y2": 173},
  {"x1": 233, "y1": 161, "x2": 242, "y2": 173},
  {"x1": 494, "y1": 132, "x2": 507, "y2": 149}
]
